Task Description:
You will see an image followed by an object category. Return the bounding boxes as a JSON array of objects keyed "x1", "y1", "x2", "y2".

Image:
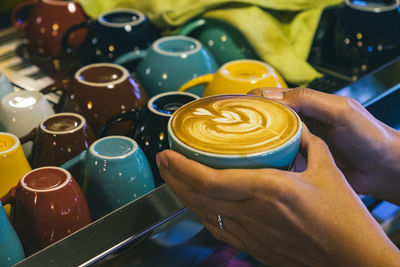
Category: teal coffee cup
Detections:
[
  {"x1": 168, "y1": 94, "x2": 302, "y2": 169},
  {"x1": 61, "y1": 136, "x2": 155, "y2": 220},
  {"x1": 0, "y1": 201, "x2": 24, "y2": 267},
  {"x1": 178, "y1": 18, "x2": 259, "y2": 66},
  {"x1": 114, "y1": 35, "x2": 218, "y2": 97}
]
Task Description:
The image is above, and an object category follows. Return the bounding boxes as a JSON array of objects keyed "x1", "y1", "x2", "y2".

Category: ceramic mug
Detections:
[
  {"x1": 59, "y1": 63, "x2": 148, "y2": 136},
  {"x1": 99, "y1": 91, "x2": 200, "y2": 187},
  {"x1": 63, "y1": 8, "x2": 159, "y2": 64},
  {"x1": 0, "y1": 132, "x2": 31, "y2": 216},
  {"x1": 178, "y1": 18, "x2": 259, "y2": 66},
  {"x1": 0, "y1": 166, "x2": 92, "y2": 256},
  {"x1": 61, "y1": 136, "x2": 155, "y2": 220},
  {"x1": 114, "y1": 35, "x2": 218, "y2": 97},
  {"x1": 0, "y1": 72, "x2": 14, "y2": 100},
  {"x1": 333, "y1": 0, "x2": 400, "y2": 72},
  {"x1": 11, "y1": 0, "x2": 88, "y2": 57},
  {"x1": 179, "y1": 59, "x2": 287, "y2": 96},
  {"x1": 0, "y1": 90, "x2": 55, "y2": 156},
  {"x1": 0, "y1": 201, "x2": 24, "y2": 267},
  {"x1": 20, "y1": 112, "x2": 96, "y2": 185},
  {"x1": 168, "y1": 94, "x2": 302, "y2": 169}
]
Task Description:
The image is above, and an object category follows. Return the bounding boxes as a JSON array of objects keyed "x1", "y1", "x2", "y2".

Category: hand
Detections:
[
  {"x1": 249, "y1": 87, "x2": 400, "y2": 205},
  {"x1": 157, "y1": 127, "x2": 400, "y2": 266}
]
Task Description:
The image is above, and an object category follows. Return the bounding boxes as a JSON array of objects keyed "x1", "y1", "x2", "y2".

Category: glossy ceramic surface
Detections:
[
  {"x1": 178, "y1": 18, "x2": 259, "y2": 66},
  {"x1": 60, "y1": 63, "x2": 148, "y2": 136},
  {"x1": 168, "y1": 95, "x2": 302, "y2": 169},
  {"x1": 334, "y1": 0, "x2": 400, "y2": 72},
  {"x1": 61, "y1": 136, "x2": 155, "y2": 220},
  {"x1": 63, "y1": 8, "x2": 159, "y2": 64},
  {"x1": 0, "y1": 91, "x2": 55, "y2": 155},
  {"x1": 179, "y1": 59, "x2": 287, "y2": 96},
  {"x1": 0, "y1": 72, "x2": 13, "y2": 100},
  {"x1": 11, "y1": 0, "x2": 88, "y2": 57},
  {"x1": 99, "y1": 91, "x2": 199, "y2": 187},
  {"x1": 0, "y1": 201, "x2": 25, "y2": 267},
  {"x1": 0, "y1": 133, "x2": 31, "y2": 216},
  {"x1": 114, "y1": 35, "x2": 218, "y2": 97},
  {"x1": 0, "y1": 167, "x2": 91, "y2": 256},
  {"x1": 20, "y1": 113, "x2": 96, "y2": 185}
]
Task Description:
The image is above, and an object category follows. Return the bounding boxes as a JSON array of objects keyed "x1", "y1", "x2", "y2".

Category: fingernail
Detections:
[
  {"x1": 156, "y1": 152, "x2": 168, "y2": 169},
  {"x1": 262, "y1": 90, "x2": 284, "y2": 100}
]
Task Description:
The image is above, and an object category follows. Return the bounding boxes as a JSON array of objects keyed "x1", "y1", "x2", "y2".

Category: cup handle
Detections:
[
  {"x1": 178, "y1": 73, "x2": 214, "y2": 92},
  {"x1": 98, "y1": 109, "x2": 142, "y2": 138},
  {"x1": 62, "y1": 20, "x2": 92, "y2": 54},
  {"x1": 1, "y1": 187, "x2": 17, "y2": 224},
  {"x1": 60, "y1": 150, "x2": 87, "y2": 171},
  {"x1": 177, "y1": 18, "x2": 207, "y2": 36},
  {"x1": 19, "y1": 128, "x2": 37, "y2": 144},
  {"x1": 114, "y1": 50, "x2": 147, "y2": 67},
  {"x1": 11, "y1": 0, "x2": 38, "y2": 30}
]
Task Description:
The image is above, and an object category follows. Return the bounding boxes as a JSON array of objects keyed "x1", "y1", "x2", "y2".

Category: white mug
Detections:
[{"x1": 0, "y1": 91, "x2": 54, "y2": 156}]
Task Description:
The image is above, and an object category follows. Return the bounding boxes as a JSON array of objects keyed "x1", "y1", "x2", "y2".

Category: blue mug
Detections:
[
  {"x1": 0, "y1": 72, "x2": 13, "y2": 100},
  {"x1": 114, "y1": 35, "x2": 218, "y2": 97},
  {"x1": 61, "y1": 136, "x2": 155, "y2": 220},
  {"x1": 0, "y1": 201, "x2": 24, "y2": 266}
]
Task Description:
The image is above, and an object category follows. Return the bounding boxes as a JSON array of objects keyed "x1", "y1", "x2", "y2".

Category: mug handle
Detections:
[
  {"x1": 60, "y1": 150, "x2": 87, "y2": 188},
  {"x1": 62, "y1": 20, "x2": 92, "y2": 54},
  {"x1": 178, "y1": 73, "x2": 214, "y2": 92},
  {"x1": 1, "y1": 187, "x2": 17, "y2": 224},
  {"x1": 97, "y1": 109, "x2": 142, "y2": 139},
  {"x1": 60, "y1": 150, "x2": 87, "y2": 171},
  {"x1": 11, "y1": 0, "x2": 38, "y2": 30},
  {"x1": 177, "y1": 18, "x2": 207, "y2": 36},
  {"x1": 19, "y1": 128, "x2": 37, "y2": 145},
  {"x1": 114, "y1": 50, "x2": 147, "y2": 67}
]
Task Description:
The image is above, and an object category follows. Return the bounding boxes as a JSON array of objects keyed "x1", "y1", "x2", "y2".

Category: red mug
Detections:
[
  {"x1": 11, "y1": 0, "x2": 88, "y2": 57},
  {"x1": 0, "y1": 167, "x2": 92, "y2": 256},
  {"x1": 60, "y1": 63, "x2": 148, "y2": 135}
]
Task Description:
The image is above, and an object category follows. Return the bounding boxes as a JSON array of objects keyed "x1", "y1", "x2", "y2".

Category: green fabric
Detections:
[{"x1": 77, "y1": 0, "x2": 343, "y2": 85}]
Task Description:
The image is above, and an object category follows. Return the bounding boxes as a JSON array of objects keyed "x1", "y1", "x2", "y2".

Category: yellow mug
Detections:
[
  {"x1": 0, "y1": 132, "x2": 31, "y2": 215},
  {"x1": 178, "y1": 59, "x2": 287, "y2": 96}
]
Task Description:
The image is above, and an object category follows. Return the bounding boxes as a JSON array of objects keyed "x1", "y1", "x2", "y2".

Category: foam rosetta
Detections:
[{"x1": 171, "y1": 95, "x2": 299, "y2": 155}]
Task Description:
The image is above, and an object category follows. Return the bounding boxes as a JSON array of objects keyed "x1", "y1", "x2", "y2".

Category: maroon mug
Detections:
[
  {"x1": 11, "y1": 0, "x2": 88, "y2": 57},
  {"x1": 60, "y1": 63, "x2": 148, "y2": 135},
  {"x1": 20, "y1": 112, "x2": 96, "y2": 184},
  {"x1": 0, "y1": 167, "x2": 92, "y2": 256}
]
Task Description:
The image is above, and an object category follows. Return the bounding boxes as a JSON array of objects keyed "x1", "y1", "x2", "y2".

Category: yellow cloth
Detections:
[{"x1": 77, "y1": 0, "x2": 343, "y2": 85}]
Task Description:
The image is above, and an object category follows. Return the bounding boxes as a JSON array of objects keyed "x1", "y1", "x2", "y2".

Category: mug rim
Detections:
[
  {"x1": 20, "y1": 166, "x2": 72, "y2": 193},
  {"x1": 344, "y1": 0, "x2": 400, "y2": 12},
  {"x1": 40, "y1": 112, "x2": 86, "y2": 135},
  {"x1": 0, "y1": 132, "x2": 20, "y2": 155},
  {"x1": 219, "y1": 59, "x2": 274, "y2": 82},
  {"x1": 168, "y1": 94, "x2": 302, "y2": 158},
  {"x1": 90, "y1": 135, "x2": 138, "y2": 159},
  {"x1": 148, "y1": 91, "x2": 200, "y2": 117},
  {"x1": 153, "y1": 36, "x2": 202, "y2": 57},
  {"x1": 42, "y1": 0, "x2": 76, "y2": 6},
  {"x1": 74, "y1": 63, "x2": 129, "y2": 87},
  {"x1": 1, "y1": 91, "x2": 44, "y2": 111},
  {"x1": 98, "y1": 8, "x2": 145, "y2": 28}
]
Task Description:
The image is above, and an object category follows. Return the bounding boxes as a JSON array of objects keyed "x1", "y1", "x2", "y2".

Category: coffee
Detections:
[{"x1": 170, "y1": 94, "x2": 299, "y2": 155}]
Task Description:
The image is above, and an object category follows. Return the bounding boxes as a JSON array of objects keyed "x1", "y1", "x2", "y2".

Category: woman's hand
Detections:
[
  {"x1": 249, "y1": 87, "x2": 400, "y2": 205},
  {"x1": 157, "y1": 127, "x2": 400, "y2": 266}
]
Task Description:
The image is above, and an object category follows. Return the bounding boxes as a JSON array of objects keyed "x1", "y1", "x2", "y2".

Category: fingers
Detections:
[
  {"x1": 157, "y1": 150, "x2": 269, "y2": 201},
  {"x1": 299, "y1": 124, "x2": 337, "y2": 173},
  {"x1": 249, "y1": 87, "x2": 354, "y2": 126}
]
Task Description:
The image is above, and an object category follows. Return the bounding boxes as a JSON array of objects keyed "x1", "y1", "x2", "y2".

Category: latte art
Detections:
[{"x1": 170, "y1": 95, "x2": 299, "y2": 155}]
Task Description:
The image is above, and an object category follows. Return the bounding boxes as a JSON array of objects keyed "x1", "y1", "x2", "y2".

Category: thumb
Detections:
[{"x1": 249, "y1": 87, "x2": 349, "y2": 125}]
